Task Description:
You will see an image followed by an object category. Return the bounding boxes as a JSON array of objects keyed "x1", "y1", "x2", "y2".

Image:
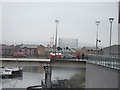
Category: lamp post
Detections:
[
  {"x1": 55, "y1": 20, "x2": 59, "y2": 55},
  {"x1": 95, "y1": 21, "x2": 100, "y2": 55},
  {"x1": 109, "y1": 17, "x2": 114, "y2": 55}
]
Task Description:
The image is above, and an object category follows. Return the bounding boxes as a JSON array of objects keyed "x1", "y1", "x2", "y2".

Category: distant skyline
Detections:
[{"x1": 2, "y1": 2, "x2": 119, "y2": 47}]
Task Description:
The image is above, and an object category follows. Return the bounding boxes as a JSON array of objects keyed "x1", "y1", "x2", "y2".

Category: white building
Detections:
[{"x1": 58, "y1": 38, "x2": 78, "y2": 48}]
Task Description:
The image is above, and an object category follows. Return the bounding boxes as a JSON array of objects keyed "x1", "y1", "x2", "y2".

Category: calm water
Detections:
[{"x1": 2, "y1": 66, "x2": 86, "y2": 88}]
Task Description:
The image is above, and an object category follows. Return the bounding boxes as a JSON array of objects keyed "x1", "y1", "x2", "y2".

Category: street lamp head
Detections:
[
  {"x1": 109, "y1": 17, "x2": 114, "y2": 23},
  {"x1": 96, "y1": 21, "x2": 100, "y2": 25},
  {"x1": 55, "y1": 20, "x2": 59, "y2": 23}
]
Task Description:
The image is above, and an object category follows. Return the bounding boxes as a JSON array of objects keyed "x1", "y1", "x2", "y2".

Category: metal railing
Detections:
[{"x1": 87, "y1": 55, "x2": 120, "y2": 70}]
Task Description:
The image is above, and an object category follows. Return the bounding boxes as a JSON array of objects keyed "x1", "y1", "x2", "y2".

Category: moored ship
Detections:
[{"x1": 0, "y1": 67, "x2": 23, "y2": 78}]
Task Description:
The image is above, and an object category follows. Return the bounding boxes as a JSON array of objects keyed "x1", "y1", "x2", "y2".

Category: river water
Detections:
[{"x1": 1, "y1": 66, "x2": 86, "y2": 88}]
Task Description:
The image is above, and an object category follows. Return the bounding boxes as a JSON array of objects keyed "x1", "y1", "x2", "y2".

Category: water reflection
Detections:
[
  {"x1": 2, "y1": 66, "x2": 86, "y2": 88},
  {"x1": 52, "y1": 67, "x2": 85, "y2": 88},
  {"x1": 2, "y1": 66, "x2": 45, "y2": 88},
  {"x1": 52, "y1": 67, "x2": 85, "y2": 80}
]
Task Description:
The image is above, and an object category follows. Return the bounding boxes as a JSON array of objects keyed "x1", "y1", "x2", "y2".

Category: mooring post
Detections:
[{"x1": 44, "y1": 63, "x2": 52, "y2": 88}]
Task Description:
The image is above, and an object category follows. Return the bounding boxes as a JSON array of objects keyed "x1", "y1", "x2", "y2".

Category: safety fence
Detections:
[{"x1": 87, "y1": 55, "x2": 120, "y2": 70}]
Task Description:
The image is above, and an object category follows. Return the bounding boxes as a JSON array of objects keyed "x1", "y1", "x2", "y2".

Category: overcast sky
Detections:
[{"x1": 2, "y1": 2, "x2": 119, "y2": 47}]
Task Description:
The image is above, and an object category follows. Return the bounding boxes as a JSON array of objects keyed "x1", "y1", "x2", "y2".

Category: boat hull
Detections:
[{"x1": 1, "y1": 69, "x2": 23, "y2": 78}]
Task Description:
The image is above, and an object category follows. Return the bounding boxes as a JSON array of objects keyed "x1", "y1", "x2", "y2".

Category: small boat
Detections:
[{"x1": 0, "y1": 67, "x2": 23, "y2": 78}]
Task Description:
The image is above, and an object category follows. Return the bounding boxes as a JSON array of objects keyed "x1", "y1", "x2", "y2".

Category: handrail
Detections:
[{"x1": 87, "y1": 55, "x2": 120, "y2": 70}]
